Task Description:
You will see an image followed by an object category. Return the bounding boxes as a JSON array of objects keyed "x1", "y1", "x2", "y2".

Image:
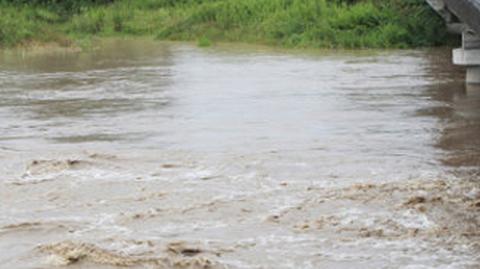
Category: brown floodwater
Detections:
[{"x1": 0, "y1": 39, "x2": 479, "y2": 269}]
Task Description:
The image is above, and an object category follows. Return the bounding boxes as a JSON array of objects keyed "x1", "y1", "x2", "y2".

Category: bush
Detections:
[
  {"x1": 0, "y1": 6, "x2": 38, "y2": 46},
  {"x1": 197, "y1": 36, "x2": 212, "y2": 47},
  {"x1": 69, "y1": 8, "x2": 105, "y2": 34}
]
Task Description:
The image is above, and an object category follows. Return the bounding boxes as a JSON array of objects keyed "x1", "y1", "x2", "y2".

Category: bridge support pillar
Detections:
[
  {"x1": 426, "y1": 0, "x2": 480, "y2": 83},
  {"x1": 453, "y1": 31, "x2": 480, "y2": 84},
  {"x1": 466, "y1": 67, "x2": 480, "y2": 84}
]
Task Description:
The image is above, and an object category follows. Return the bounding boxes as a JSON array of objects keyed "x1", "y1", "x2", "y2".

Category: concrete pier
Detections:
[
  {"x1": 453, "y1": 46, "x2": 480, "y2": 83},
  {"x1": 466, "y1": 67, "x2": 480, "y2": 84},
  {"x1": 455, "y1": 33, "x2": 480, "y2": 84},
  {"x1": 427, "y1": 0, "x2": 480, "y2": 83},
  {"x1": 456, "y1": 30, "x2": 480, "y2": 83}
]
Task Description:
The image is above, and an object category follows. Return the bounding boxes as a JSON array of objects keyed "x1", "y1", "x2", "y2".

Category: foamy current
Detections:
[{"x1": 0, "y1": 40, "x2": 478, "y2": 268}]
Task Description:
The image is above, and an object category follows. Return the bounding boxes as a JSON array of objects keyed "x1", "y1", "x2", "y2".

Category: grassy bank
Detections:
[{"x1": 0, "y1": 0, "x2": 455, "y2": 49}]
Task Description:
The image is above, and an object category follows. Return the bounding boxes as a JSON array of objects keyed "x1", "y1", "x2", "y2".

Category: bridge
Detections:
[{"x1": 427, "y1": 0, "x2": 480, "y2": 83}]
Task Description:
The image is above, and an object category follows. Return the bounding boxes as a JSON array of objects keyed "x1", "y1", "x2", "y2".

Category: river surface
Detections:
[{"x1": 0, "y1": 39, "x2": 479, "y2": 269}]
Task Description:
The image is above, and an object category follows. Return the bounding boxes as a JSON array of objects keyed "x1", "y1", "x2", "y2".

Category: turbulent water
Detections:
[{"x1": 0, "y1": 39, "x2": 479, "y2": 269}]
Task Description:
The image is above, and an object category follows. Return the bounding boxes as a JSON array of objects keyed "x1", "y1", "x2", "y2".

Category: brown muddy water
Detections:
[{"x1": 0, "y1": 39, "x2": 479, "y2": 269}]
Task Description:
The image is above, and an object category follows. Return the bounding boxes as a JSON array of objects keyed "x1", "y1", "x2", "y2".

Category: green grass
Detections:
[
  {"x1": 0, "y1": 0, "x2": 457, "y2": 49},
  {"x1": 197, "y1": 36, "x2": 212, "y2": 47}
]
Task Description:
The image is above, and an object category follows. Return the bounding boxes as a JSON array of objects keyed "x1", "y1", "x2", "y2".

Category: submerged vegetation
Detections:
[{"x1": 0, "y1": 0, "x2": 455, "y2": 49}]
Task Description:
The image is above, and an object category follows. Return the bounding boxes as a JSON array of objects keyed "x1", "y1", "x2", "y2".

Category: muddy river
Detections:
[{"x1": 0, "y1": 39, "x2": 479, "y2": 269}]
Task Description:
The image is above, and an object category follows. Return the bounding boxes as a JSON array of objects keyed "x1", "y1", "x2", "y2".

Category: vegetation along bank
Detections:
[{"x1": 0, "y1": 0, "x2": 458, "y2": 49}]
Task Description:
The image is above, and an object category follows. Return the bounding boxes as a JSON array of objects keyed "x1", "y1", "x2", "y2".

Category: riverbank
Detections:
[{"x1": 0, "y1": 0, "x2": 458, "y2": 49}]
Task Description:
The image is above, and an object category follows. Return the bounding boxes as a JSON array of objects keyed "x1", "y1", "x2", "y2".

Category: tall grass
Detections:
[
  {"x1": 0, "y1": 0, "x2": 455, "y2": 49},
  {"x1": 0, "y1": 5, "x2": 63, "y2": 47}
]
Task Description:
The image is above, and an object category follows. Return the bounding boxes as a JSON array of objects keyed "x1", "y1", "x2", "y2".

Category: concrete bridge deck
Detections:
[{"x1": 427, "y1": 0, "x2": 480, "y2": 83}]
